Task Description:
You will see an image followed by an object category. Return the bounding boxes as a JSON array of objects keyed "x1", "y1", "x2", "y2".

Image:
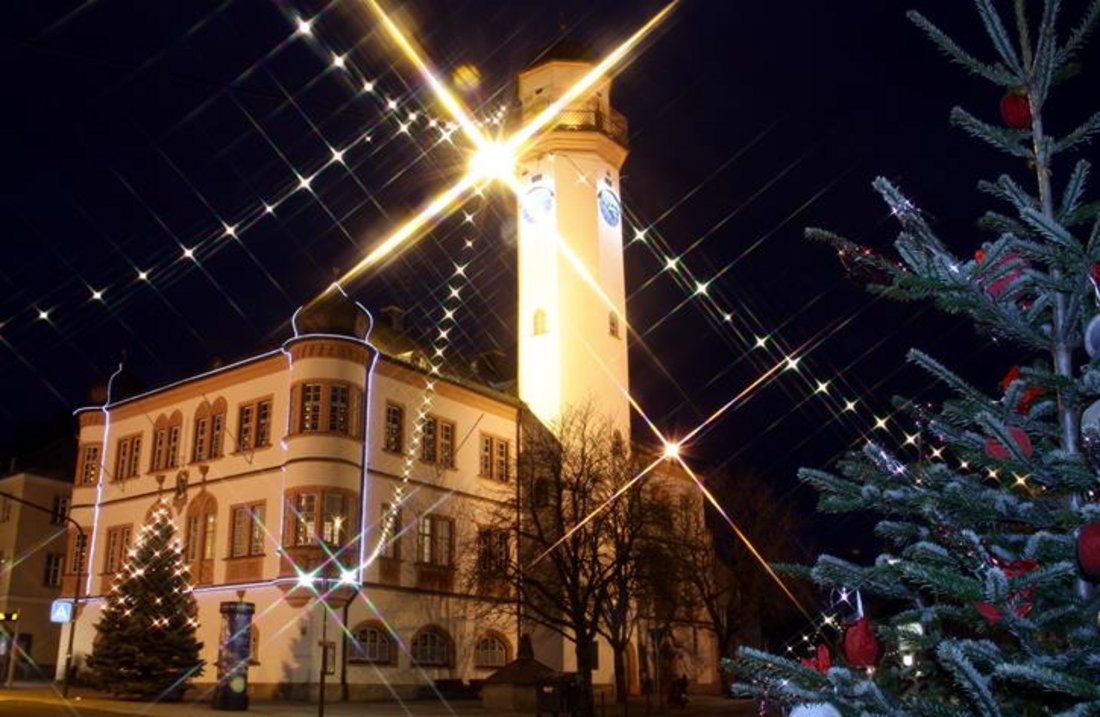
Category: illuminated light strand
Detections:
[
  {"x1": 345, "y1": 3, "x2": 826, "y2": 628},
  {"x1": 4, "y1": 32, "x2": 466, "y2": 345}
]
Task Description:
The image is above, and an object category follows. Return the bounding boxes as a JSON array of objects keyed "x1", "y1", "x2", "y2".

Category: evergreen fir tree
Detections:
[
  {"x1": 734, "y1": 1, "x2": 1100, "y2": 715},
  {"x1": 88, "y1": 502, "x2": 204, "y2": 701}
]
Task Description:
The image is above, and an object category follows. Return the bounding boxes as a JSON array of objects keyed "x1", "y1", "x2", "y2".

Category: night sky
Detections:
[{"x1": 3, "y1": 2, "x2": 1097, "y2": 551}]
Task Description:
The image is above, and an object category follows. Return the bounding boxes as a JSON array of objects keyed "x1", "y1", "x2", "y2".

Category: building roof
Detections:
[
  {"x1": 524, "y1": 38, "x2": 596, "y2": 70},
  {"x1": 482, "y1": 655, "x2": 558, "y2": 685}
]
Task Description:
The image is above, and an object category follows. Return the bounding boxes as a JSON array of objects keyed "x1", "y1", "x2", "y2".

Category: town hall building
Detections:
[{"x1": 56, "y1": 48, "x2": 718, "y2": 700}]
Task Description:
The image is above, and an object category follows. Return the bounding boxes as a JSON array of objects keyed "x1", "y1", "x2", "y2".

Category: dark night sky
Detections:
[{"x1": 2, "y1": 2, "x2": 1097, "y2": 550}]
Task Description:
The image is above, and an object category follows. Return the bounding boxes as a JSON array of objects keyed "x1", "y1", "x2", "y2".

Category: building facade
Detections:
[
  {"x1": 0, "y1": 471, "x2": 72, "y2": 679},
  {"x1": 56, "y1": 51, "x2": 718, "y2": 699}
]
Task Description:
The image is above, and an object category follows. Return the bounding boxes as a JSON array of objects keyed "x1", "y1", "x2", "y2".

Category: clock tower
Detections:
[{"x1": 515, "y1": 46, "x2": 631, "y2": 437}]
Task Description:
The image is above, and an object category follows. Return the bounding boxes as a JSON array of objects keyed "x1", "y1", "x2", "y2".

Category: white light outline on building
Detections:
[{"x1": 83, "y1": 361, "x2": 125, "y2": 598}]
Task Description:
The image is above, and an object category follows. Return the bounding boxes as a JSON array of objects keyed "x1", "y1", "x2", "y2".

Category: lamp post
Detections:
[{"x1": 0, "y1": 491, "x2": 84, "y2": 698}]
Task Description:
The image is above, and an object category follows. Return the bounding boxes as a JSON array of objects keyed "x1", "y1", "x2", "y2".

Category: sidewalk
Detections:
[{"x1": 0, "y1": 682, "x2": 762, "y2": 716}]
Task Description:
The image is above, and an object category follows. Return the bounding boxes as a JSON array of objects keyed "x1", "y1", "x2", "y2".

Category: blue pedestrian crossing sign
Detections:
[{"x1": 50, "y1": 599, "x2": 73, "y2": 624}]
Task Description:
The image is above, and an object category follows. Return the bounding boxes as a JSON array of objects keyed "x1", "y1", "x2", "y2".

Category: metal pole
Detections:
[
  {"x1": 62, "y1": 531, "x2": 85, "y2": 698},
  {"x1": 318, "y1": 570, "x2": 328, "y2": 717},
  {"x1": 5, "y1": 623, "x2": 19, "y2": 686},
  {"x1": 0, "y1": 491, "x2": 84, "y2": 698}
]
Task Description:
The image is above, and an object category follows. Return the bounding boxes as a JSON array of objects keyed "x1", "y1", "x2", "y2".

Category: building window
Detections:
[
  {"x1": 533, "y1": 308, "x2": 548, "y2": 335},
  {"x1": 192, "y1": 416, "x2": 209, "y2": 462},
  {"x1": 301, "y1": 384, "x2": 322, "y2": 433},
  {"x1": 211, "y1": 411, "x2": 225, "y2": 457},
  {"x1": 475, "y1": 634, "x2": 509, "y2": 668},
  {"x1": 256, "y1": 400, "x2": 272, "y2": 447},
  {"x1": 238, "y1": 404, "x2": 255, "y2": 450},
  {"x1": 167, "y1": 424, "x2": 181, "y2": 468},
  {"x1": 321, "y1": 493, "x2": 347, "y2": 545},
  {"x1": 0, "y1": 498, "x2": 10, "y2": 523},
  {"x1": 439, "y1": 421, "x2": 455, "y2": 468},
  {"x1": 51, "y1": 496, "x2": 70, "y2": 525},
  {"x1": 350, "y1": 622, "x2": 394, "y2": 664},
  {"x1": 292, "y1": 493, "x2": 317, "y2": 546},
  {"x1": 410, "y1": 627, "x2": 452, "y2": 667},
  {"x1": 384, "y1": 403, "x2": 404, "y2": 453},
  {"x1": 104, "y1": 525, "x2": 132, "y2": 575},
  {"x1": 419, "y1": 416, "x2": 456, "y2": 467},
  {"x1": 151, "y1": 414, "x2": 182, "y2": 471},
  {"x1": 152, "y1": 427, "x2": 167, "y2": 471},
  {"x1": 379, "y1": 504, "x2": 402, "y2": 559},
  {"x1": 417, "y1": 515, "x2": 453, "y2": 567},
  {"x1": 420, "y1": 416, "x2": 437, "y2": 464},
  {"x1": 193, "y1": 400, "x2": 228, "y2": 462},
  {"x1": 185, "y1": 494, "x2": 217, "y2": 584},
  {"x1": 480, "y1": 435, "x2": 510, "y2": 482},
  {"x1": 477, "y1": 529, "x2": 509, "y2": 573},
  {"x1": 68, "y1": 530, "x2": 88, "y2": 576},
  {"x1": 186, "y1": 513, "x2": 217, "y2": 561},
  {"x1": 43, "y1": 553, "x2": 64, "y2": 587},
  {"x1": 230, "y1": 503, "x2": 266, "y2": 558},
  {"x1": 238, "y1": 398, "x2": 273, "y2": 451},
  {"x1": 287, "y1": 491, "x2": 350, "y2": 547},
  {"x1": 329, "y1": 385, "x2": 349, "y2": 434},
  {"x1": 115, "y1": 434, "x2": 142, "y2": 481},
  {"x1": 78, "y1": 444, "x2": 100, "y2": 485},
  {"x1": 609, "y1": 311, "x2": 620, "y2": 338}
]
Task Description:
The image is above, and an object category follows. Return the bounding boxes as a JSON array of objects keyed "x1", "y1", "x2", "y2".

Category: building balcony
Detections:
[{"x1": 519, "y1": 102, "x2": 628, "y2": 147}]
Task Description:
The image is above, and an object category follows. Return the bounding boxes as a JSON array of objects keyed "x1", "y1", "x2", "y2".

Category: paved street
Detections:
[{"x1": 0, "y1": 684, "x2": 763, "y2": 716}]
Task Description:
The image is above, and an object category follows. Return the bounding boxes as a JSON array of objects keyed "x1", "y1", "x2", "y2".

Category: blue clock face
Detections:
[
  {"x1": 598, "y1": 189, "x2": 621, "y2": 228},
  {"x1": 522, "y1": 186, "x2": 554, "y2": 224}
]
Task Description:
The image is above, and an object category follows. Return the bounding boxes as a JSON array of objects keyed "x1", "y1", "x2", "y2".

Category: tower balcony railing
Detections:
[{"x1": 518, "y1": 101, "x2": 629, "y2": 147}]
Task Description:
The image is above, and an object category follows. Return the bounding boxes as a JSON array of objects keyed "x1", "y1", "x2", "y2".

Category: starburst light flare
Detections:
[{"x1": 322, "y1": 0, "x2": 680, "y2": 298}]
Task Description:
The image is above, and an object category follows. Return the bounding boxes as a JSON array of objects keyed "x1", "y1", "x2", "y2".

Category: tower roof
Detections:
[
  {"x1": 293, "y1": 289, "x2": 371, "y2": 340},
  {"x1": 524, "y1": 38, "x2": 596, "y2": 70}
]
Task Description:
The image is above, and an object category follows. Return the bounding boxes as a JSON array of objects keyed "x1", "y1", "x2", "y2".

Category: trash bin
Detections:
[{"x1": 535, "y1": 674, "x2": 581, "y2": 717}]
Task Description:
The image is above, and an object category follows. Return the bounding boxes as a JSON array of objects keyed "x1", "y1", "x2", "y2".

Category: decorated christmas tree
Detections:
[
  {"x1": 734, "y1": 1, "x2": 1100, "y2": 715},
  {"x1": 88, "y1": 503, "x2": 204, "y2": 700}
]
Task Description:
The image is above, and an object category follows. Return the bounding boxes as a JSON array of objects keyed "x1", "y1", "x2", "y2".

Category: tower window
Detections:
[
  {"x1": 609, "y1": 312, "x2": 620, "y2": 338},
  {"x1": 533, "y1": 309, "x2": 548, "y2": 336}
]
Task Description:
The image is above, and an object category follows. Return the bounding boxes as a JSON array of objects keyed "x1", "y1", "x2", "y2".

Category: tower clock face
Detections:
[
  {"x1": 597, "y1": 188, "x2": 621, "y2": 228},
  {"x1": 522, "y1": 186, "x2": 554, "y2": 224}
]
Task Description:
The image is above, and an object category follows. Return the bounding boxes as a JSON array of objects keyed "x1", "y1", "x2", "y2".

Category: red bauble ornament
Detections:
[
  {"x1": 984, "y1": 426, "x2": 1033, "y2": 460},
  {"x1": 974, "y1": 249, "x2": 1026, "y2": 298},
  {"x1": 842, "y1": 616, "x2": 880, "y2": 668},
  {"x1": 999, "y1": 366, "x2": 1044, "y2": 415},
  {"x1": 974, "y1": 558, "x2": 1039, "y2": 624},
  {"x1": 1077, "y1": 523, "x2": 1100, "y2": 579},
  {"x1": 999, "y1": 91, "x2": 1031, "y2": 129},
  {"x1": 800, "y1": 643, "x2": 831, "y2": 674},
  {"x1": 1089, "y1": 263, "x2": 1100, "y2": 288}
]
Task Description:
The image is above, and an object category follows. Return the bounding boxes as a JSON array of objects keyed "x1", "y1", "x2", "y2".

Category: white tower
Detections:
[{"x1": 515, "y1": 48, "x2": 631, "y2": 437}]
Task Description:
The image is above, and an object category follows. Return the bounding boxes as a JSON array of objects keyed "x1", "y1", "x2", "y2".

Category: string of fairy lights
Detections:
[{"x1": 0, "y1": 0, "x2": 1000, "y2": 672}]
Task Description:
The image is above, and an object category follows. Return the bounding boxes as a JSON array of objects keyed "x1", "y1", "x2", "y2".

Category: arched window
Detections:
[
  {"x1": 185, "y1": 492, "x2": 217, "y2": 585},
  {"x1": 475, "y1": 632, "x2": 510, "y2": 668},
  {"x1": 608, "y1": 312, "x2": 620, "y2": 338},
  {"x1": 349, "y1": 621, "x2": 394, "y2": 665},
  {"x1": 533, "y1": 309, "x2": 547, "y2": 336},
  {"x1": 192, "y1": 399, "x2": 227, "y2": 462},
  {"x1": 151, "y1": 411, "x2": 184, "y2": 471},
  {"x1": 410, "y1": 626, "x2": 452, "y2": 667}
]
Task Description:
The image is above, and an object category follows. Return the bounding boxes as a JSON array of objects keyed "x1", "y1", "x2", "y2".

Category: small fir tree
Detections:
[
  {"x1": 734, "y1": 1, "x2": 1100, "y2": 715},
  {"x1": 89, "y1": 503, "x2": 204, "y2": 700}
]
